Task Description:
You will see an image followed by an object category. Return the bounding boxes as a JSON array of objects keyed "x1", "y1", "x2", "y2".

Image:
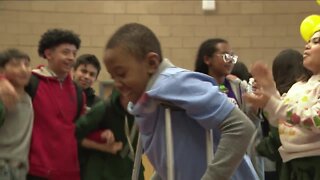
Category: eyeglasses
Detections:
[{"x1": 216, "y1": 53, "x2": 238, "y2": 64}]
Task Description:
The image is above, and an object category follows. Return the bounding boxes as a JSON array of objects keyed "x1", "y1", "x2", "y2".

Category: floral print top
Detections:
[{"x1": 265, "y1": 74, "x2": 320, "y2": 162}]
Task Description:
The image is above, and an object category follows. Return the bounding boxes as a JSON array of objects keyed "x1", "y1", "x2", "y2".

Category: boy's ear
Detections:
[
  {"x1": 145, "y1": 52, "x2": 160, "y2": 75},
  {"x1": 44, "y1": 49, "x2": 52, "y2": 60}
]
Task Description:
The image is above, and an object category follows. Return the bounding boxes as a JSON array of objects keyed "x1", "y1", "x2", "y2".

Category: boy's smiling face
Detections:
[
  {"x1": 45, "y1": 43, "x2": 78, "y2": 78},
  {"x1": 73, "y1": 64, "x2": 98, "y2": 89},
  {"x1": 2, "y1": 58, "x2": 31, "y2": 89},
  {"x1": 104, "y1": 47, "x2": 159, "y2": 104}
]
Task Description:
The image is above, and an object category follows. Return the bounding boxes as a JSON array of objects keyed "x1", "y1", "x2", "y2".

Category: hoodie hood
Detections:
[
  {"x1": 127, "y1": 58, "x2": 174, "y2": 113},
  {"x1": 145, "y1": 58, "x2": 175, "y2": 91},
  {"x1": 32, "y1": 66, "x2": 72, "y2": 82}
]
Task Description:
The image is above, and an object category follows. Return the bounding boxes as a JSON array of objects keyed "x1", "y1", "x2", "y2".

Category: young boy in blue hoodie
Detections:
[
  {"x1": 103, "y1": 23, "x2": 256, "y2": 180},
  {"x1": 0, "y1": 49, "x2": 33, "y2": 180}
]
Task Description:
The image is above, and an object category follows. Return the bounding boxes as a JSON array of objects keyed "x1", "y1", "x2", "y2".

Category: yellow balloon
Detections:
[
  {"x1": 317, "y1": 0, "x2": 320, "y2": 6},
  {"x1": 300, "y1": 14, "x2": 320, "y2": 42}
]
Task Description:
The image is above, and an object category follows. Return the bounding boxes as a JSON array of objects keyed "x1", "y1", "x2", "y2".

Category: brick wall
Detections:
[
  {"x1": 0, "y1": 0, "x2": 319, "y2": 84},
  {"x1": 1, "y1": 1, "x2": 319, "y2": 178}
]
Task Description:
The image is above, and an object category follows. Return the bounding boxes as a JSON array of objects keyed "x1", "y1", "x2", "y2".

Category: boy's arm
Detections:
[
  {"x1": 81, "y1": 138, "x2": 123, "y2": 154},
  {"x1": 201, "y1": 108, "x2": 255, "y2": 180},
  {"x1": 86, "y1": 128, "x2": 116, "y2": 144},
  {"x1": 76, "y1": 100, "x2": 107, "y2": 140},
  {"x1": 85, "y1": 129, "x2": 108, "y2": 143}
]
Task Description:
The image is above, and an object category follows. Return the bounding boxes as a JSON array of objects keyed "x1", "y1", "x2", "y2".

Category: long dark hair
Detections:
[
  {"x1": 272, "y1": 49, "x2": 312, "y2": 95},
  {"x1": 194, "y1": 38, "x2": 228, "y2": 74}
]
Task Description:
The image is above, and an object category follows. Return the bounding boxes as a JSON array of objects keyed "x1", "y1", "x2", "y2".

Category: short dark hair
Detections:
[
  {"x1": 272, "y1": 49, "x2": 312, "y2": 95},
  {"x1": 0, "y1": 48, "x2": 30, "y2": 68},
  {"x1": 74, "y1": 54, "x2": 101, "y2": 76},
  {"x1": 194, "y1": 38, "x2": 228, "y2": 74},
  {"x1": 106, "y1": 23, "x2": 163, "y2": 61},
  {"x1": 38, "y1": 28, "x2": 81, "y2": 58}
]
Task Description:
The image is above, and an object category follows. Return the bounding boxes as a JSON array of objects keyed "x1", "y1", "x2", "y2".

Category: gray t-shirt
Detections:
[{"x1": 0, "y1": 93, "x2": 33, "y2": 168}]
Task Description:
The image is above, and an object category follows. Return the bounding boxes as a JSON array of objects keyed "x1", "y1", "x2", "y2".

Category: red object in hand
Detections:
[
  {"x1": 87, "y1": 129, "x2": 107, "y2": 143},
  {"x1": 291, "y1": 113, "x2": 301, "y2": 124}
]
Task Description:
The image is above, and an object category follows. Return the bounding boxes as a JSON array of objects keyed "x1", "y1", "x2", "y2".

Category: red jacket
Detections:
[{"x1": 28, "y1": 67, "x2": 85, "y2": 180}]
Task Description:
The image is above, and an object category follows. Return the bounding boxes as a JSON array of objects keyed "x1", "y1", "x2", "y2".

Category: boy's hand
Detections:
[
  {"x1": 0, "y1": 78, "x2": 19, "y2": 109},
  {"x1": 100, "y1": 141, "x2": 123, "y2": 154},
  {"x1": 100, "y1": 129, "x2": 115, "y2": 144},
  {"x1": 81, "y1": 138, "x2": 123, "y2": 154}
]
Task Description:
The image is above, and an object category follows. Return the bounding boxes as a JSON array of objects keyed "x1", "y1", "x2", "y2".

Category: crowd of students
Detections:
[{"x1": 0, "y1": 14, "x2": 319, "y2": 180}]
